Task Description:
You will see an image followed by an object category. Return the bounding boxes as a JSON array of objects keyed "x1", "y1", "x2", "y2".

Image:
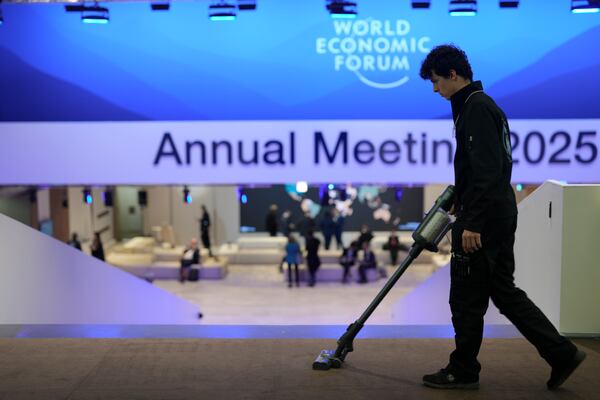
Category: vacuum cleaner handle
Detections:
[{"x1": 313, "y1": 185, "x2": 456, "y2": 370}]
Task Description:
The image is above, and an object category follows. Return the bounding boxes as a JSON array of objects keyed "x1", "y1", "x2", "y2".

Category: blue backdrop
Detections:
[{"x1": 0, "y1": 0, "x2": 599, "y2": 121}]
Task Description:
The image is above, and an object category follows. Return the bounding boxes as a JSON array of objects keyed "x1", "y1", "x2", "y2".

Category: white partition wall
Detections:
[
  {"x1": 560, "y1": 186, "x2": 600, "y2": 334},
  {"x1": 393, "y1": 180, "x2": 599, "y2": 336},
  {"x1": 512, "y1": 182, "x2": 564, "y2": 329},
  {"x1": 514, "y1": 181, "x2": 600, "y2": 335},
  {"x1": 142, "y1": 185, "x2": 239, "y2": 246},
  {"x1": 67, "y1": 187, "x2": 115, "y2": 251},
  {"x1": 0, "y1": 213, "x2": 200, "y2": 324}
]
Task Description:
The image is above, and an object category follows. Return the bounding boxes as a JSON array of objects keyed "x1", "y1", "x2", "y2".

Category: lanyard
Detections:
[{"x1": 453, "y1": 90, "x2": 483, "y2": 138}]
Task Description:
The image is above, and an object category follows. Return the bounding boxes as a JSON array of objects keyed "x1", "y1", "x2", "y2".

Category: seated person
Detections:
[
  {"x1": 68, "y1": 232, "x2": 82, "y2": 250},
  {"x1": 358, "y1": 241, "x2": 377, "y2": 284},
  {"x1": 356, "y1": 224, "x2": 374, "y2": 249},
  {"x1": 339, "y1": 240, "x2": 359, "y2": 284},
  {"x1": 90, "y1": 232, "x2": 105, "y2": 261},
  {"x1": 383, "y1": 228, "x2": 409, "y2": 266},
  {"x1": 180, "y1": 238, "x2": 200, "y2": 283}
]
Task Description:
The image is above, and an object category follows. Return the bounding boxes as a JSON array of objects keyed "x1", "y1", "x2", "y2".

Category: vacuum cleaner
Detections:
[{"x1": 312, "y1": 185, "x2": 455, "y2": 371}]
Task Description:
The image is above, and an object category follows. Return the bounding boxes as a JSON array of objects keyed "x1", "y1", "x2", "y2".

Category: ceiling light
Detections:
[
  {"x1": 209, "y1": 1, "x2": 236, "y2": 21},
  {"x1": 296, "y1": 181, "x2": 308, "y2": 194},
  {"x1": 411, "y1": 1, "x2": 431, "y2": 9},
  {"x1": 326, "y1": 1, "x2": 357, "y2": 19},
  {"x1": 237, "y1": 0, "x2": 256, "y2": 10},
  {"x1": 69, "y1": 3, "x2": 109, "y2": 24},
  {"x1": 571, "y1": 0, "x2": 600, "y2": 13},
  {"x1": 83, "y1": 188, "x2": 93, "y2": 204},
  {"x1": 183, "y1": 186, "x2": 192, "y2": 204},
  {"x1": 449, "y1": 0, "x2": 477, "y2": 16},
  {"x1": 151, "y1": 2, "x2": 170, "y2": 11}
]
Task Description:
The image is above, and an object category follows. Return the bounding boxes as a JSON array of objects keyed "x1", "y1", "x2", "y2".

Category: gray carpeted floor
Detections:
[{"x1": 0, "y1": 338, "x2": 598, "y2": 400}]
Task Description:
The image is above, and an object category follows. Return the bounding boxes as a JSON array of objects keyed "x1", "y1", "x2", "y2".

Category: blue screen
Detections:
[{"x1": 0, "y1": 0, "x2": 598, "y2": 121}]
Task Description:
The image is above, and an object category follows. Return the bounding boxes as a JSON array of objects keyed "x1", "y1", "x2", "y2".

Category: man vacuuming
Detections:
[{"x1": 419, "y1": 44, "x2": 586, "y2": 390}]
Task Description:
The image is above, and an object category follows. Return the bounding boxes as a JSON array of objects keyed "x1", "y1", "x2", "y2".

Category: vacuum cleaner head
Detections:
[{"x1": 312, "y1": 350, "x2": 343, "y2": 370}]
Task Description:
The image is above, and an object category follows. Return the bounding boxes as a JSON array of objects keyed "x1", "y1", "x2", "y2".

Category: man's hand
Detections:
[{"x1": 462, "y1": 229, "x2": 482, "y2": 253}]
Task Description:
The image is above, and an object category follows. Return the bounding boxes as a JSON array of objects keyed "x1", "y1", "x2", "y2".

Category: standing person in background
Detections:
[
  {"x1": 199, "y1": 204, "x2": 214, "y2": 258},
  {"x1": 278, "y1": 209, "x2": 294, "y2": 273},
  {"x1": 90, "y1": 232, "x2": 105, "y2": 261},
  {"x1": 339, "y1": 240, "x2": 358, "y2": 284},
  {"x1": 356, "y1": 224, "x2": 374, "y2": 249},
  {"x1": 384, "y1": 228, "x2": 408, "y2": 266},
  {"x1": 298, "y1": 211, "x2": 316, "y2": 247},
  {"x1": 305, "y1": 230, "x2": 321, "y2": 287},
  {"x1": 265, "y1": 204, "x2": 278, "y2": 237},
  {"x1": 68, "y1": 232, "x2": 82, "y2": 251},
  {"x1": 419, "y1": 44, "x2": 585, "y2": 390},
  {"x1": 284, "y1": 234, "x2": 301, "y2": 288},
  {"x1": 319, "y1": 207, "x2": 336, "y2": 250},
  {"x1": 333, "y1": 208, "x2": 345, "y2": 250},
  {"x1": 281, "y1": 209, "x2": 295, "y2": 236},
  {"x1": 357, "y1": 241, "x2": 376, "y2": 284}
]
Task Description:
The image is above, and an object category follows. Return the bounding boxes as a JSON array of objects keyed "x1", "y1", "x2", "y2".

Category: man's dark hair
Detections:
[{"x1": 419, "y1": 44, "x2": 473, "y2": 81}]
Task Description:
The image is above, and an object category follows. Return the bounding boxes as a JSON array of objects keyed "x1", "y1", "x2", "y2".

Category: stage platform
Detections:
[
  {"x1": 107, "y1": 233, "x2": 447, "y2": 270},
  {"x1": 106, "y1": 238, "x2": 229, "y2": 280}
]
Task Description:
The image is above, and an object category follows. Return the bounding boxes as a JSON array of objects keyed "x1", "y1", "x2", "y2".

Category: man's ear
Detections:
[{"x1": 449, "y1": 70, "x2": 458, "y2": 80}]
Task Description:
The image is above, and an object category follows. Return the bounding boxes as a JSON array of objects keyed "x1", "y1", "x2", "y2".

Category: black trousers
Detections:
[
  {"x1": 286, "y1": 262, "x2": 299, "y2": 286},
  {"x1": 358, "y1": 264, "x2": 374, "y2": 282},
  {"x1": 448, "y1": 215, "x2": 576, "y2": 380},
  {"x1": 201, "y1": 231, "x2": 213, "y2": 256},
  {"x1": 323, "y1": 233, "x2": 333, "y2": 250},
  {"x1": 334, "y1": 230, "x2": 343, "y2": 249},
  {"x1": 307, "y1": 264, "x2": 319, "y2": 285},
  {"x1": 341, "y1": 263, "x2": 353, "y2": 281},
  {"x1": 389, "y1": 249, "x2": 399, "y2": 265}
]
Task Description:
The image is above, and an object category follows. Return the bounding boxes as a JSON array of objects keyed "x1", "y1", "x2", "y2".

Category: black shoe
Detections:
[
  {"x1": 423, "y1": 368, "x2": 479, "y2": 390},
  {"x1": 547, "y1": 350, "x2": 586, "y2": 390}
]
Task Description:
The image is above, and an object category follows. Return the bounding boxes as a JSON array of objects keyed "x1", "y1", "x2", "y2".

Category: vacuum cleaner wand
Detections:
[{"x1": 313, "y1": 185, "x2": 455, "y2": 371}]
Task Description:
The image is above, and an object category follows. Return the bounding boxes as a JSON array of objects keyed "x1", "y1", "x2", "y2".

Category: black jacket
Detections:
[
  {"x1": 305, "y1": 237, "x2": 321, "y2": 269},
  {"x1": 359, "y1": 250, "x2": 377, "y2": 269},
  {"x1": 451, "y1": 81, "x2": 517, "y2": 233},
  {"x1": 201, "y1": 211, "x2": 210, "y2": 234},
  {"x1": 182, "y1": 247, "x2": 200, "y2": 264},
  {"x1": 265, "y1": 211, "x2": 278, "y2": 234},
  {"x1": 339, "y1": 247, "x2": 357, "y2": 266}
]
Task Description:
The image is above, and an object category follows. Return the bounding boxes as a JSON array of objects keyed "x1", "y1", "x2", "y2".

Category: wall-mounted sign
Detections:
[{"x1": 1, "y1": 120, "x2": 597, "y2": 185}]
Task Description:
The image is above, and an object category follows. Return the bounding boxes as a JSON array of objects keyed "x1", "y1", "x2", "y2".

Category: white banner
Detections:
[{"x1": 1, "y1": 120, "x2": 598, "y2": 185}]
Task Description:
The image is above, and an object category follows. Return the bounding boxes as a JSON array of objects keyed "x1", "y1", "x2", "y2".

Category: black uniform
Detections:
[
  {"x1": 265, "y1": 210, "x2": 278, "y2": 236},
  {"x1": 200, "y1": 210, "x2": 214, "y2": 257},
  {"x1": 305, "y1": 236, "x2": 322, "y2": 286},
  {"x1": 448, "y1": 81, "x2": 576, "y2": 380}
]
